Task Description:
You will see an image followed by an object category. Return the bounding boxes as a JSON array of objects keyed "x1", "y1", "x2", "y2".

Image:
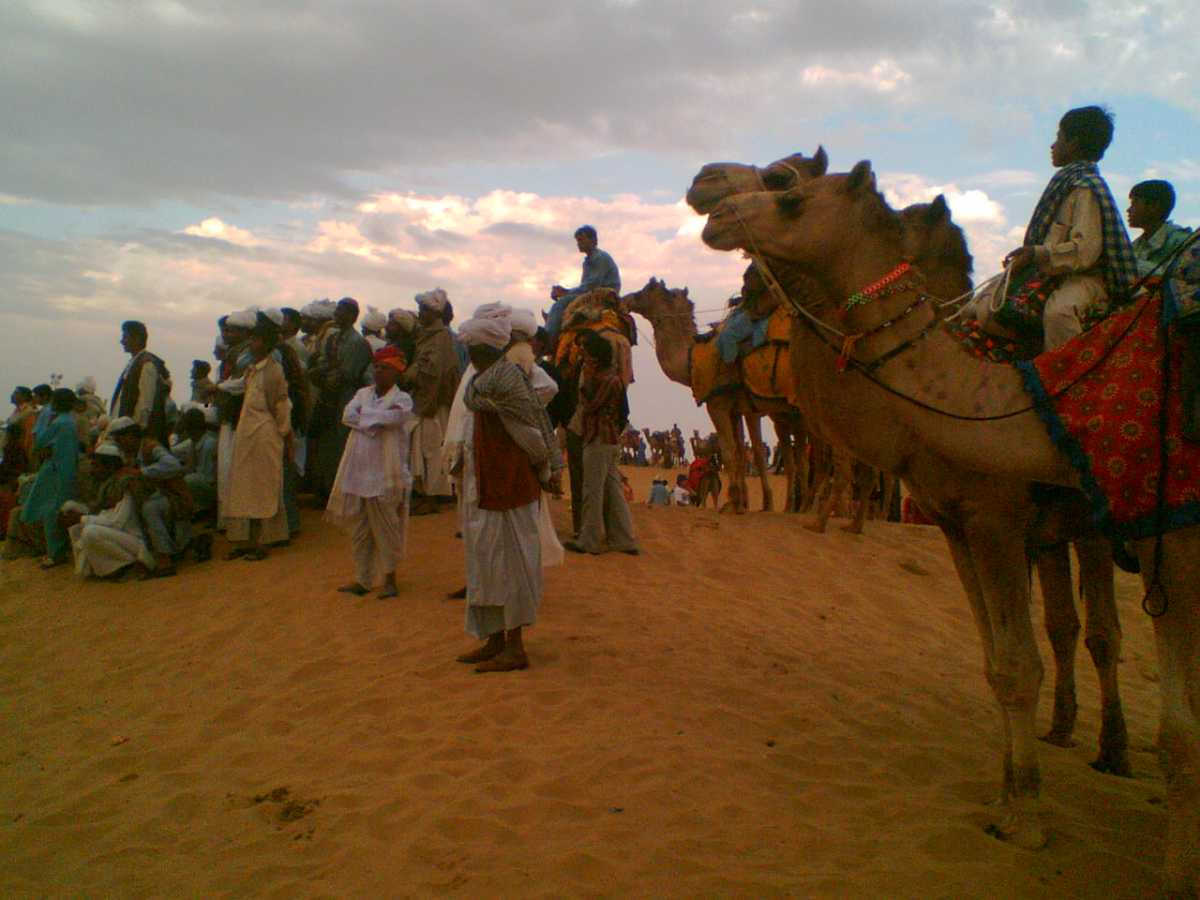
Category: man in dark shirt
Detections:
[{"x1": 565, "y1": 332, "x2": 638, "y2": 556}]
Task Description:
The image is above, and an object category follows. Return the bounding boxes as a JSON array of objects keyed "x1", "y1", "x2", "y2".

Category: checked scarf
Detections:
[
  {"x1": 465, "y1": 358, "x2": 561, "y2": 477},
  {"x1": 1024, "y1": 161, "x2": 1138, "y2": 303}
]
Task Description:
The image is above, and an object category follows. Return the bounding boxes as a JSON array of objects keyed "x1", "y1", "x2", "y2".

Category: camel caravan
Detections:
[{"x1": 609, "y1": 142, "x2": 1195, "y2": 895}]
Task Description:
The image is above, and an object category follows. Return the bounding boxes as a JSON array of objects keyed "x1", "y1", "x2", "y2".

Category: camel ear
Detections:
[
  {"x1": 927, "y1": 194, "x2": 950, "y2": 224},
  {"x1": 845, "y1": 160, "x2": 875, "y2": 194},
  {"x1": 812, "y1": 146, "x2": 828, "y2": 175}
]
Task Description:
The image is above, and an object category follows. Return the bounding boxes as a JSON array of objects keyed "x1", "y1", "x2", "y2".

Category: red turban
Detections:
[{"x1": 373, "y1": 346, "x2": 407, "y2": 375}]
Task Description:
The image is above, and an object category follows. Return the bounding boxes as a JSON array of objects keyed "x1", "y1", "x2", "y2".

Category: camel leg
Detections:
[
  {"x1": 782, "y1": 431, "x2": 798, "y2": 513},
  {"x1": 1034, "y1": 543, "x2": 1080, "y2": 747},
  {"x1": 966, "y1": 517, "x2": 1046, "y2": 850},
  {"x1": 792, "y1": 428, "x2": 809, "y2": 513},
  {"x1": 707, "y1": 402, "x2": 744, "y2": 514},
  {"x1": 805, "y1": 467, "x2": 837, "y2": 533},
  {"x1": 1136, "y1": 533, "x2": 1200, "y2": 896},
  {"x1": 746, "y1": 414, "x2": 773, "y2": 512},
  {"x1": 1075, "y1": 537, "x2": 1131, "y2": 777},
  {"x1": 843, "y1": 461, "x2": 870, "y2": 534},
  {"x1": 808, "y1": 453, "x2": 849, "y2": 533}
]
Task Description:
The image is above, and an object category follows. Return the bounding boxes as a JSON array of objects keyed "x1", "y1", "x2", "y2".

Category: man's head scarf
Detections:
[
  {"x1": 373, "y1": 345, "x2": 407, "y2": 375},
  {"x1": 362, "y1": 306, "x2": 387, "y2": 333},
  {"x1": 416, "y1": 288, "x2": 449, "y2": 313},
  {"x1": 75, "y1": 376, "x2": 98, "y2": 396},
  {"x1": 262, "y1": 307, "x2": 285, "y2": 328},
  {"x1": 93, "y1": 441, "x2": 123, "y2": 461},
  {"x1": 108, "y1": 417, "x2": 142, "y2": 438},
  {"x1": 227, "y1": 308, "x2": 256, "y2": 330},
  {"x1": 388, "y1": 308, "x2": 418, "y2": 333},
  {"x1": 459, "y1": 315, "x2": 512, "y2": 349},
  {"x1": 510, "y1": 309, "x2": 538, "y2": 340}
]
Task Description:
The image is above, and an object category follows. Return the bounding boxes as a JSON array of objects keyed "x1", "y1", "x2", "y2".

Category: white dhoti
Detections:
[
  {"x1": 350, "y1": 496, "x2": 408, "y2": 588},
  {"x1": 410, "y1": 409, "x2": 450, "y2": 496},
  {"x1": 216, "y1": 422, "x2": 235, "y2": 524}
]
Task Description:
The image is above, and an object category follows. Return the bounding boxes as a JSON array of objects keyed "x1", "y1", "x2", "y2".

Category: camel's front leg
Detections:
[
  {"x1": 1034, "y1": 543, "x2": 1080, "y2": 747},
  {"x1": 968, "y1": 518, "x2": 1046, "y2": 850},
  {"x1": 843, "y1": 462, "x2": 871, "y2": 534},
  {"x1": 1138, "y1": 532, "x2": 1200, "y2": 896},
  {"x1": 708, "y1": 404, "x2": 745, "y2": 514},
  {"x1": 746, "y1": 414, "x2": 774, "y2": 512},
  {"x1": 1075, "y1": 537, "x2": 1130, "y2": 777}
]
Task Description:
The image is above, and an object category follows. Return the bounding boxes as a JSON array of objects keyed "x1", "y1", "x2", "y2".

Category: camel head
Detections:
[
  {"x1": 623, "y1": 276, "x2": 692, "y2": 323},
  {"x1": 686, "y1": 147, "x2": 828, "y2": 215},
  {"x1": 702, "y1": 161, "x2": 899, "y2": 268},
  {"x1": 898, "y1": 195, "x2": 974, "y2": 296}
]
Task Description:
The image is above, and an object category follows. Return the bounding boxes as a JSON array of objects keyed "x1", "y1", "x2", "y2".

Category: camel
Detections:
[
  {"x1": 642, "y1": 428, "x2": 676, "y2": 469},
  {"x1": 623, "y1": 278, "x2": 804, "y2": 514},
  {"x1": 700, "y1": 163, "x2": 1198, "y2": 894},
  {"x1": 689, "y1": 156, "x2": 1127, "y2": 770}
]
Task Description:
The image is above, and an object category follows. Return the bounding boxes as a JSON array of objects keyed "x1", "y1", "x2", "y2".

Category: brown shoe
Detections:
[
  {"x1": 456, "y1": 640, "x2": 504, "y2": 664},
  {"x1": 474, "y1": 651, "x2": 529, "y2": 673}
]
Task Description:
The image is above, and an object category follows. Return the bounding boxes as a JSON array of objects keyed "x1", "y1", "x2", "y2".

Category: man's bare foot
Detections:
[
  {"x1": 337, "y1": 582, "x2": 369, "y2": 596},
  {"x1": 377, "y1": 586, "x2": 398, "y2": 599},
  {"x1": 457, "y1": 636, "x2": 504, "y2": 664},
  {"x1": 475, "y1": 649, "x2": 529, "y2": 673}
]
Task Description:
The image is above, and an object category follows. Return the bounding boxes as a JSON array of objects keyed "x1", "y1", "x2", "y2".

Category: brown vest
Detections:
[{"x1": 474, "y1": 411, "x2": 541, "y2": 511}]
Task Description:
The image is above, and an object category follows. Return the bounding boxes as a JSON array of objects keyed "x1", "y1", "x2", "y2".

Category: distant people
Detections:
[
  {"x1": 1127, "y1": 180, "x2": 1192, "y2": 278},
  {"x1": 20, "y1": 387, "x2": 79, "y2": 568},
  {"x1": 401, "y1": 289, "x2": 461, "y2": 515},
  {"x1": 190, "y1": 360, "x2": 216, "y2": 404},
  {"x1": 225, "y1": 313, "x2": 293, "y2": 561},
  {"x1": 3, "y1": 387, "x2": 35, "y2": 462},
  {"x1": 361, "y1": 306, "x2": 388, "y2": 352},
  {"x1": 647, "y1": 478, "x2": 669, "y2": 506},
  {"x1": 326, "y1": 346, "x2": 413, "y2": 599},
  {"x1": 1003, "y1": 105, "x2": 1137, "y2": 350},
  {"x1": 310, "y1": 298, "x2": 372, "y2": 500},
  {"x1": 110, "y1": 320, "x2": 172, "y2": 443},
  {"x1": 565, "y1": 332, "x2": 639, "y2": 556},
  {"x1": 455, "y1": 312, "x2": 561, "y2": 673},
  {"x1": 385, "y1": 308, "x2": 418, "y2": 368},
  {"x1": 546, "y1": 225, "x2": 621, "y2": 339},
  {"x1": 671, "y1": 474, "x2": 692, "y2": 506}
]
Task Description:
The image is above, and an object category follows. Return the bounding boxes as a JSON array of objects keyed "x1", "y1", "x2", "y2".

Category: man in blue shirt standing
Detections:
[{"x1": 545, "y1": 225, "x2": 621, "y2": 340}]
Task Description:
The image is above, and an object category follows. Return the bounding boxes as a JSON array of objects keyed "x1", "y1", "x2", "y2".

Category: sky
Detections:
[{"x1": 2, "y1": 0, "x2": 1197, "y2": 437}]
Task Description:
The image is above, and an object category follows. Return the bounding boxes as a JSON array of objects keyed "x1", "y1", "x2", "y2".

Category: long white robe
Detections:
[
  {"x1": 70, "y1": 495, "x2": 155, "y2": 577},
  {"x1": 462, "y1": 410, "x2": 542, "y2": 639}
]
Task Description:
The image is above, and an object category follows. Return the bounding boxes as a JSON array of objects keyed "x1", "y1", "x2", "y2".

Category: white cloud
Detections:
[{"x1": 182, "y1": 217, "x2": 260, "y2": 247}]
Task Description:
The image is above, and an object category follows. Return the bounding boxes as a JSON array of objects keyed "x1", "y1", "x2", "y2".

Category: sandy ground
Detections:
[{"x1": 0, "y1": 465, "x2": 1168, "y2": 898}]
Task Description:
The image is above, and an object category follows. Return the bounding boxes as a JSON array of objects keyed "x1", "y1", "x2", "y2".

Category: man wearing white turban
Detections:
[
  {"x1": 360, "y1": 306, "x2": 388, "y2": 352},
  {"x1": 455, "y1": 314, "x2": 562, "y2": 672},
  {"x1": 402, "y1": 289, "x2": 462, "y2": 514}
]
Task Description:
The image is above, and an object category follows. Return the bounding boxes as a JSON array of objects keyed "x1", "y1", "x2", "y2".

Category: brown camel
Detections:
[
  {"x1": 701, "y1": 163, "x2": 1197, "y2": 893},
  {"x1": 623, "y1": 278, "x2": 801, "y2": 513},
  {"x1": 690, "y1": 158, "x2": 1127, "y2": 770},
  {"x1": 641, "y1": 428, "x2": 675, "y2": 469}
]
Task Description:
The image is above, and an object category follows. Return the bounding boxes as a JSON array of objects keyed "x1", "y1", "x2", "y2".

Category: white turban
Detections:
[
  {"x1": 459, "y1": 315, "x2": 512, "y2": 350},
  {"x1": 313, "y1": 299, "x2": 337, "y2": 320},
  {"x1": 510, "y1": 309, "x2": 538, "y2": 340},
  {"x1": 362, "y1": 306, "x2": 387, "y2": 333},
  {"x1": 473, "y1": 302, "x2": 512, "y2": 321},
  {"x1": 262, "y1": 307, "x2": 284, "y2": 328},
  {"x1": 227, "y1": 308, "x2": 256, "y2": 329},
  {"x1": 107, "y1": 416, "x2": 138, "y2": 435},
  {"x1": 93, "y1": 441, "x2": 123, "y2": 461},
  {"x1": 76, "y1": 376, "x2": 98, "y2": 396},
  {"x1": 388, "y1": 308, "x2": 417, "y2": 332},
  {"x1": 416, "y1": 288, "x2": 449, "y2": 313}
]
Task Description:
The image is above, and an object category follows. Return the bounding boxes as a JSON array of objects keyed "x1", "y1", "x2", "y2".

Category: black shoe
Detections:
[{"x1": 563, "y1": 541, "x2": 587, "y2": 554}]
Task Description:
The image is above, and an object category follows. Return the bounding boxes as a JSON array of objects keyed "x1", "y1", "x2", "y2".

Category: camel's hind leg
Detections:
[
  {"x1": 1035, "y1": 543, "x2": 1080, "y2": 747},
  {"x1": 708, "y1": 401, "x2": 746, "y2": 514},
  {"x1": 1075, "y1": 537, "x2": 1130, "y2": 777},
  {"x1": 807, "y1": 452, "x2": 850, "y2": 533},
  {"x1": 1137, "y1": 531, "x2": 1200, "y2": 896},
  {"x1": 746, "y1": 414, "x2": 774, "y2": 512},
  {"x1": 843, "y1": 461, "x2": 871, "y2": 534}
]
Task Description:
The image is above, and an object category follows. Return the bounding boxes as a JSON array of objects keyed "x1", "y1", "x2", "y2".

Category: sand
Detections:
[{"x1": 0, "y1": 466, "x2": 1168, "y2": 898}]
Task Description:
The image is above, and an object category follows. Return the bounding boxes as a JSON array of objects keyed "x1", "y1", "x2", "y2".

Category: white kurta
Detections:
[
  {"x1": 70, "y1": 495, "x2": 155, "y2": 577},
  {"x1": 463, "y1": 411, "x2": 542, "y2": 639}
]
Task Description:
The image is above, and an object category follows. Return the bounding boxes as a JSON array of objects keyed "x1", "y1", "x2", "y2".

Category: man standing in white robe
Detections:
[
  {"x1": 325, "y1": 347, "x2": 413, "y2": 599},
  {"x1": 455, "y1": 313, "x2": 562, "y2": 673}
]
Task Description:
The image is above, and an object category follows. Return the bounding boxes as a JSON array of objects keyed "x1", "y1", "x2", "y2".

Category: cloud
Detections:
[
  {"x1": 182, "y1": 217, "x2": 260, "y2": 247},
  {"x1": 2, "y1": 0, "x2": 1195, "y2": 207}
]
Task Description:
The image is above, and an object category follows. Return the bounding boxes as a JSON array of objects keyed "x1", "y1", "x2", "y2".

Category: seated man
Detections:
[
  {"x1": 172, "y1": 407, "x2": 218, "y2": 516},
  {"x1": 111, "y1": 419, "x2": 193, "y2": 578},
  {"x1": 67, "y1": 441, "x2": 156, "y2": 579},
  {"x1": 1127, "y1": 179, "x2": 1192, "y2": 278},
  {"x1": 545, "y1": 225, "x2": 621, "y2": 340},
  {"x1": 1002, "y1": 105, "x2": 1138, "y2": 350}
]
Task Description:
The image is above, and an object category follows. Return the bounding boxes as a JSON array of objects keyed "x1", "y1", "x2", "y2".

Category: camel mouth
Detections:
[{"x1": 701, "y1": 210, "x2": 740, "y2": 250}]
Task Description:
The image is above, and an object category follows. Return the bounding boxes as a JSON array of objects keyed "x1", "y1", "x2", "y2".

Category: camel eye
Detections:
[
  {"x1": 777, "y1": 192, "x2": 805, "y2": 217},
  {"x1": 762, "y1": 169, "x2": 792, "y2": 190}
]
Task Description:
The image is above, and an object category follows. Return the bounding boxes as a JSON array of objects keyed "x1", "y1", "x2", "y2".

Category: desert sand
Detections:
[{"x1": 1, "y1": 466, "x2": 1167, "y2": 898}]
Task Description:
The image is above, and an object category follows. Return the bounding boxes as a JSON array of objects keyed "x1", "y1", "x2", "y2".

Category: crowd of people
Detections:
[
  {"x1": 2, "y1": 115, "x2": 1195, "y2": 666},
  {"x1": 1, "y1": 224, "x2": 650, "y2": 673}
]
